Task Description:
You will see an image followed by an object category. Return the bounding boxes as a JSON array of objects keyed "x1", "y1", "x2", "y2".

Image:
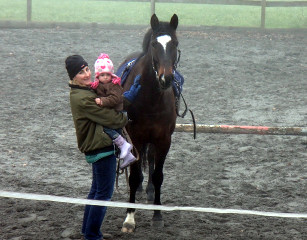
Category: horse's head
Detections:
[{"x1": 148, "y1": 14, "x2": 180, "y2": 90}]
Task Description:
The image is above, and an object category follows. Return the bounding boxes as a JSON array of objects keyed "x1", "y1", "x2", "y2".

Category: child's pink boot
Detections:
[
  {"x1": 120, "y1": 152, "x2": 137, "y2": 169},
  {"x1": 113, "y1": 135, "x2": 132, "y2": 159}
]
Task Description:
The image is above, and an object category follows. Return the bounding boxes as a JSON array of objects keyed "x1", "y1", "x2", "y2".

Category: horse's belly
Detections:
[{"x1": 130, "y1": 120, "x2": 175, "y2": 141}]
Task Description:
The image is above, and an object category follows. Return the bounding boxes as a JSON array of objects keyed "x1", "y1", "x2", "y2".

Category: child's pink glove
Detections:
[
  {"x1": 91, "y1": 80, "x2": 99, "y2": 89},
  {"x1": 112, "y1": 76, "x2": 121, "y2": 85}
]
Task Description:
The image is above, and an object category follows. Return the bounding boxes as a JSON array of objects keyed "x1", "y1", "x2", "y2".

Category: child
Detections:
[{"x1": 91, "y1": 53, "x2": 137, "y2": 169}]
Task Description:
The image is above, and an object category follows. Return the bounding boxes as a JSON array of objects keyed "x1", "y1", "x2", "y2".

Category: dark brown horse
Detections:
[{"x1": 118, "y1": 14, "x2": 180, "y2": 232}]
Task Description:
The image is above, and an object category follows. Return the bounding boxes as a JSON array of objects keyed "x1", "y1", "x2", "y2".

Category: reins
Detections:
[
  {"x1": 172, "y1": 48, "x2": 196, "y2": 140},
  {"x1": 174, "y1": 49, "x2": 181, "y2": 69},
  {"x1": 174, "y1": 80, "x2": 197, "y2": 139}
]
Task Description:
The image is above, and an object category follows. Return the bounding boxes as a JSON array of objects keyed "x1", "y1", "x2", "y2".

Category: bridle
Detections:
[{"x1": 150, "y1": 34, "x2": 181, "y2": 81}]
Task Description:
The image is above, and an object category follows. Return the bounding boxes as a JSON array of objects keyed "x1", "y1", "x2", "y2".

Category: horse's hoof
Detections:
[
  {"x1": 151, "y1": 219, "x2": 164, "y2": 228},
  {"x1": 137, "y1": 184, "x2": 143, "y2": 193},
  {"x1": 136, "y1": 191, "x2": 143, "y2": 199},
  {"x1": 146, "y1": 192, "x2": 154, "y2": 203},
  {"x1": 121, "y1": 223, "x2": 135, "y2": 233},
  {"x1": 146, "y1": 199, "x2": 154, "y2": 204}
]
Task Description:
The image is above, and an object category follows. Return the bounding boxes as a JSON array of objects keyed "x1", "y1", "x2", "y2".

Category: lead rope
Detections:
[{"x1": 115, "y1": 160, "x2": 128, "y2": 194}]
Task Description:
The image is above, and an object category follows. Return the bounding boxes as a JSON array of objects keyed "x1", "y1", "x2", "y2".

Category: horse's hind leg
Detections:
[
  {"x1": 136, "y1": 147, "x2": 147, "y2": 195},
  {"x1": 136, "y1": 171, "x2": 144, "y2": 195},
  {"x1": 151, "y1": 160, "x2": 165, "y2": 228},
  {"x1": 150, "y1": 141, "x2": 171, "y2": 228},
  {"x1": 146, "y1": 144, "x2": 155, "y2": 203}
]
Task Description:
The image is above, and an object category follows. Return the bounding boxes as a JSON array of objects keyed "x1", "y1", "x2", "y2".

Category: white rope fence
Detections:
[{"x1": 1, "y1": 190, "x2": 306, "y2": 219}]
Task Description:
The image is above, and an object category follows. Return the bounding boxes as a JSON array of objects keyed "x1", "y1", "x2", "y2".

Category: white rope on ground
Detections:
[{"x1": 1, "y1": 190, "x2": 307, "y2": 219}]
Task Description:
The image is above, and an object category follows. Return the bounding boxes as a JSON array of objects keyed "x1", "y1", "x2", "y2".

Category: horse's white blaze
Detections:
[
  {"x1": 124, "y1": 212, "x2": 135, "y2": 226},
  {"x1": 157, "y1": 35, "x2": 171, "y2": 52},
  {"x1": 161, "y1": 73, "x2": 165, "y2": 81},
  {"x1": 157, "y1": 35, "x2": 171, "y2": 82}
]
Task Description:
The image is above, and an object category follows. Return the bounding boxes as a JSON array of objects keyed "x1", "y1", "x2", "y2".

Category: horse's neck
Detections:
[
  {"x1": 141, "y1": 81, "x2": 173, "y2": 114},
  {"x1": 131, "y1": 55, "x2": 175, "y2": 117},
  {"x1": 141, "y1": 62, "x2": 161, "y2": 98},
  {"x1": 139, "y1": 55, "x2": 155, "y2": 89}
]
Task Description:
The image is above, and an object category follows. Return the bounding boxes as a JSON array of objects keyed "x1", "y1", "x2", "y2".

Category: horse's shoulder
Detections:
[{"x1": 117, "y1": 53, "x2": 143, "y2": 90}]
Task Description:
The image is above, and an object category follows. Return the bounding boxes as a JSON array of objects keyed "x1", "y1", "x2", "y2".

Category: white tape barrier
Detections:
[{"x1": 1, "y1": 190, "x2": 307, "y2": 219}]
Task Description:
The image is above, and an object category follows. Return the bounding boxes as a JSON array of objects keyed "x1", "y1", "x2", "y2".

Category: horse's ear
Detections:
[
  {"x1": 170, "y1": 14, "x2": 178, "y2": 30},
  {"x1": 151, "y1": 14, "x2": 160, "y2": 32}
]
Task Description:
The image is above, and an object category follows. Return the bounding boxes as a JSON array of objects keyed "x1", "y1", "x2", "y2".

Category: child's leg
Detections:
[{"x1": 103, "y1": 127, "x2": 120, "y2": 140}]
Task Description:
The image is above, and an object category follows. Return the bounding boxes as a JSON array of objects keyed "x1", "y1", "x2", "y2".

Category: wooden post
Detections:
[
  {"x1": 261, "y1": 0, "x2": 266, "y2": 28},
  {"x1": 151, "y1": 0, "x2": 155, "y2": 16},
  {"x1": 175, "y1": 124, "x2": 307, "y2": 136},
  {"x1": 27, "y1": 0, "x2": 32, "y2": 22}
]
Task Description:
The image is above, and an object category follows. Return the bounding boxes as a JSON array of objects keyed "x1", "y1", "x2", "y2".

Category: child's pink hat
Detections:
[{"x1": 94, "y1": 53, "x2": 117, "y2": 78}]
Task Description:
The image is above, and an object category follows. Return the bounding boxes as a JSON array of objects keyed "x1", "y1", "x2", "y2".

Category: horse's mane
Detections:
[
  {"x1": 142, "y1": 22, "x2": 176, "y2": 54},
  {"x1": 142, "y1": 29, "x2": 153, "y2": 53}
]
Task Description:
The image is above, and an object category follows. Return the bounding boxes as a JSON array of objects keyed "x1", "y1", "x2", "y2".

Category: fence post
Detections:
[
  {"x1": 151, "y1": 0, "x2": 155, "y2": 16},
  {"x1": 27, "y1": 0, "x2": 32, "y2": 22},
  {"x1": 261, "y1": 0, "x2": 266, "y2": 28}
]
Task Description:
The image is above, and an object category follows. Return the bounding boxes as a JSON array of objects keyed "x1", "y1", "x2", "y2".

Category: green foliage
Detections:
[{"x1": 0, "y1": 0, "x2": 306, "y2": 28}]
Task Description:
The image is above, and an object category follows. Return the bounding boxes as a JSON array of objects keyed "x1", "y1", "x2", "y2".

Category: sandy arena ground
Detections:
[{"x1": 0, "y1": 24, "x2": 306, "y2": 240}]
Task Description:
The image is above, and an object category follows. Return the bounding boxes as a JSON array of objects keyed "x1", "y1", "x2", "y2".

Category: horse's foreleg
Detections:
[
  {"x1": 122, "y1": 161, "x2": 143, "y2": 233},
  {"x1": 122, "y1": 212, "x2": 135, "y2": 233}
]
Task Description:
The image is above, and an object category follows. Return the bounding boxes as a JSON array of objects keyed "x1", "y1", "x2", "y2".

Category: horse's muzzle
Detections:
[{"x1": 158, "y1": 74, "x2": 173, "y2": 90}]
